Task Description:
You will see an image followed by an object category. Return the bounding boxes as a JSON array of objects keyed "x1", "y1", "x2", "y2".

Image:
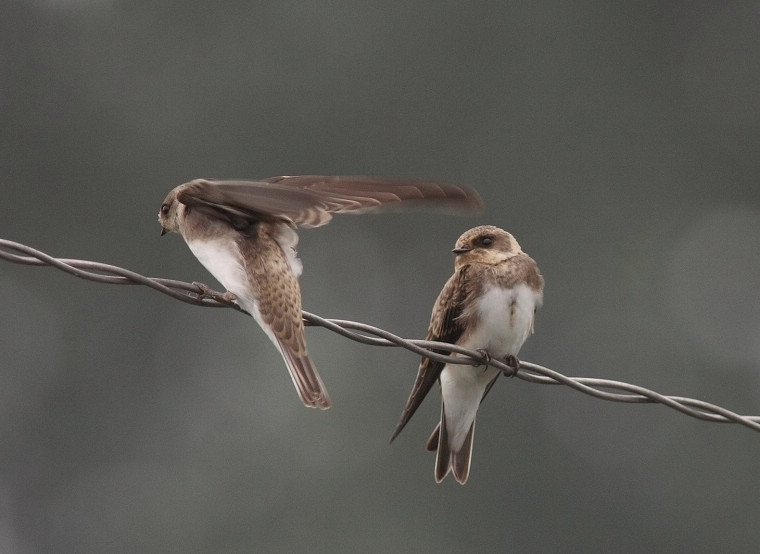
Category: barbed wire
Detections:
[{"x1": 2, "y1": 237, "x2": 759, "y2": 433}]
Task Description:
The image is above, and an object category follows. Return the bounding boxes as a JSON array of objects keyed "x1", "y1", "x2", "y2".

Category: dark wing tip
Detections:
[
  {"x1": 389, "y1": 357, "x2": 443, "y2": 443},
  {"x1": 389, "y1": 419, "x2": 408, "y2": 444}
]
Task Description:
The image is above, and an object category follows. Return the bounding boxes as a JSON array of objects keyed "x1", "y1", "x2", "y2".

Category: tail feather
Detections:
[
  {"x1": 277, "y1": 340, "x2": 331, "y2": 409},
  {"x1": 427, "y1": 372, "x2": 500, "y2": 474},
  {"x1": 426, "y1": 422, "x2": 440, "y2": 452},
  {"x1": 434, "y1": 411, "x2": 451, "y2": 483},
  {"x1": 452, "y1": 425, "x2": 474, "y2": 484}
]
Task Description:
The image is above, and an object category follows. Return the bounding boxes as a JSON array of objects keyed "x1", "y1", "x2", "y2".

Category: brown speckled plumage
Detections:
[{"x1": 158, "y1": 176, "x2": 482, "y2": 409}]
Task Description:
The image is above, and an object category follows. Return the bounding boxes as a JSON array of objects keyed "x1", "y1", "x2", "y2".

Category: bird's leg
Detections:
[
  {"x1": 192, "y1": 281, "x2": 238, "y2": 304},
  {"x1": 503, "y1": 355, "x2": 520, "y2": 378}
]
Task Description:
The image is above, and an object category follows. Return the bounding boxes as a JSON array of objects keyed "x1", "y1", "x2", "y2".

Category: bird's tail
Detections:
[
  {"x1": 432, "y1": 405, "x2": 475, "y2": 485},
  {"x1": 278, "y1": 341, "x2": 331, "y2": 409}
]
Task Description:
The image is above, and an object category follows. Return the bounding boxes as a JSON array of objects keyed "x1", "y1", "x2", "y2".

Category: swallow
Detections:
[
  {"x1": 390, "y1": 225, "x2": 544, "y2": 484},
  {"x1": 158, "y1": 176, "x2": 482, "y2": 410}
]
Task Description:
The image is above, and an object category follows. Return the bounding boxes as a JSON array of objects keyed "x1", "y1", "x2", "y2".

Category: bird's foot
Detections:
[
  {"x1": 192, "y1": 281, "x2": 237, "y2": 304},
  {"x1": 503, "y1": 355, "x2": 520, "y2": 378},
  {"x1": 475, "y1": 349, "x2": 492, "y2": 368}
]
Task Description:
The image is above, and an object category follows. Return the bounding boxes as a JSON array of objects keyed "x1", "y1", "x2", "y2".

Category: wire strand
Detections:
[{"x1": 2, "y1": 237, "x2": 759, "y2": 433}]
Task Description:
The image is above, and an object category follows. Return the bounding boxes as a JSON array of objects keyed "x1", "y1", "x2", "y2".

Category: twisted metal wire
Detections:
[{"x1": 2, "y1": 237, "x2": 759, "y2": 433}]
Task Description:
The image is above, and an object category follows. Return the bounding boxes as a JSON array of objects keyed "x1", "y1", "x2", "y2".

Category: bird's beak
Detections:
[
  {"x1": 160, "y1": 227, "x2": 167, "y2": 236},
  {"x1": 452, "y1": 246, "x2": 470, "y2": 254}
]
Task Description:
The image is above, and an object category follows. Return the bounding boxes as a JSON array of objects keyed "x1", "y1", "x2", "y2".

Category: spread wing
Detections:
[
  {"x1": 176, "y1": 176, "x2": 482, "y2": 229},
  {"x1": 389, "y1": 266, "x2": 471, "y2": 442}
]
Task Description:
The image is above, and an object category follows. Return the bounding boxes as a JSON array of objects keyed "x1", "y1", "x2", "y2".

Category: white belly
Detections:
[
  {"x1": 186, "y1": 238, "x2": 254, "y2": 305},
  {"x1": 440, "y1": 283, "x2": 540, "y2": 451},
  {"x1": 462, "y1": 283, "x2": 539, "y2": 358}
]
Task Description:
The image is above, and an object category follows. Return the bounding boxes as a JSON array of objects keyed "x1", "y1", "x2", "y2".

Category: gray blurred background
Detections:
[{"x1": 2, "y1": 1, "x2": 760, "y2": 553}]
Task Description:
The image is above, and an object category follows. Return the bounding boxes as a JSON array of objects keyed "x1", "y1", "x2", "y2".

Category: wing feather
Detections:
[
  {"x1": 389, "y1": 266, "x2": 471, "y2": 442},
  {"x1": 176, "y1": 176, "x2": 482, "y2": 229}
]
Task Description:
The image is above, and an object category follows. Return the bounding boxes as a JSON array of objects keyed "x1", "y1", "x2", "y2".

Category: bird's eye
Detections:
[
  {"x1": 160, "y1": 204, "x2": 170, "y2": 216},
  {"x1": 481, "y1": 236, "x2": 494, "y2": 247}
]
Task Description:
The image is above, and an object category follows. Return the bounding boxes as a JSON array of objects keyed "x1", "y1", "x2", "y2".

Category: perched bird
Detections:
[
  {"x1": 158, "y1": 176, "x2": 482, "y2": 410},
  {"x1": 390, "y1": 225, "x2": 544, "y2": 484}
]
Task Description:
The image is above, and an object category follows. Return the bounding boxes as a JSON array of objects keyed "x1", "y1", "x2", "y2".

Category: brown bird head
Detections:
[
  {"x1": 451, "y1": 225, "x2": 522, "y2": 267},
  {"x1": 158, "y1": 186, "x2": 185, "y2": 236}
]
